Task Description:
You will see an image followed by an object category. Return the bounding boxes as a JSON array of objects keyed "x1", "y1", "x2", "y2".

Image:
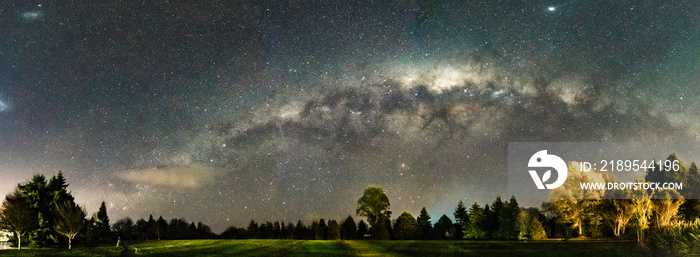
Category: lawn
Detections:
[
  {"x1": 0, "y1": 244, "x2": 122, "y2": 257},
  {"x1": 0, "y1": 240, "x2": 658, "y2": 256},
  {"x1": 123, "y1": 239, "x2": 656, "y2": 257}
]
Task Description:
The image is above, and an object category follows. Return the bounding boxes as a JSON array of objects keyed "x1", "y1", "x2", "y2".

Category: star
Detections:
[{"x1": 548, "y1": 6, "x2": 556, "y2": 11}]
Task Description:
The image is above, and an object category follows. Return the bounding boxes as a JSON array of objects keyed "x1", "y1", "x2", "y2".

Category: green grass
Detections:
[
  {"x1": 0, "y1": 244, "x2": 122, "y2": 257},
  {"x1": 0, "y1": 240, "x2": 658, "y2": 256},
  {"x1": 123, "y1": 239, "x2": 656, "y2": 257}
]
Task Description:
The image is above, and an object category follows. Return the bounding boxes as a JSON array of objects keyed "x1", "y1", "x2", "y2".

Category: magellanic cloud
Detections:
[{"x1": 115, "y1": 164, "x2": 214, "y2": 189}]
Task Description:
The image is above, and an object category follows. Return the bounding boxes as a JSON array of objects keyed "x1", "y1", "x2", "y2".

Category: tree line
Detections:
[
  {"x1": 3, "y1": 153, "x2": 700, "y2": 253},
  {"x1": 111, "y1": 215, "x2": 216, "y2": 241},
  {"x1": 0, "y1": 171, "x2": 217, "y2": 250}
]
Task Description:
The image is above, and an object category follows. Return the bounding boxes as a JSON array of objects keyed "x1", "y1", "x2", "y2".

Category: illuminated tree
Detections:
[
  {"x1": 652, "y1": 190, "x2": 684, "y2": 228},
  {"x1": 54, "y1": 200, "x2": 86, "y2": 250},
  {"x1": 517, "y1": 208, "x2": 547, "y2": 240},
  {"x1": 0, "y1": 189, "x2": 37, "y2": 250},
  {"x1": 356, "y1": 186, "x2": 391, "y2": 228},
  {"x1": 551, "y1": 162, "x2": 609, "y2": 237},
  {"x1": 601, "y1": 190, "x2": 634, "y2": 237},
  {"x1": 464, "y1": 202, "x2": 487, "y2": 239},
  {"x1": 631, "y1": 189, "x2": 653, "y2": 243}
]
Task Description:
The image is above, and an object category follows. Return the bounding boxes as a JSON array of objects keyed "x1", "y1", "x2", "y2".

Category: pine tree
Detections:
[
  {"x1": 464, "y1": 202, "x2": 487, "y2": 239},
  {"x1": 454, "y1": 200, "x2": 468, "y2": 239},
  {"x1": 340, "y1": 216, "x2": 358, "y2": 240},
  {"x1": 417, "y1": 207, "x2": 432, "y2": 239}
]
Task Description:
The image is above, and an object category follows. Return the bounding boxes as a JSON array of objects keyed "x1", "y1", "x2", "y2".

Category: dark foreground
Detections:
[{"x1": 0, "y1": 239, "x2": 657, "y2": 257}]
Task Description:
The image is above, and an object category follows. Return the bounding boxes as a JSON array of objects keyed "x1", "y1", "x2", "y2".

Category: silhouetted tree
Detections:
[
  {"x1": 327, "y1": 220, "x2": 341, "y2": 240},
  {"x1": 135, "y1": 218, "x2": 148, "y2": 240},
  {"x1": 496, "y1": 196, "x2": 519, "y2": 239},
  {"x1": 247, "y1": 220, "x2": 259, "y2": 239},
  {"x1": 294, "y1": 220, "x2": 307, "y2": 239},
  {"x1": 314, "y1": 219, "x2": 328, "y2": 240},
  {"x1": 454, "y1": 200, "x2": 468, "y2": 239},
  {"x1": 112, "y1": 217, "x2": 134, "y2": 240},
  {"x1": 87, "y1": 202, "x2": 111, "y2": 242},
  {"x1": 417, "y1": 207, "x2": 432, "y2": 240},
  {"x1": 220, "y1": 226, "x2": 246, "y2": 239},
  {"x1": 156, "y1": 216, "x2": 168, "y2": 240},
  {"x1": 146, "y1": 215, "x2": 157, "y2": 240},
  {"x1": 357, "y1": 220, "x2": 369, "y2": 239},
  {"x1": 434, "y1": 215, "x2": 453, "y2": 239},
  {"x1": 273, "y1": 221, "x2": 281, "y2": 239},
  {"x1": 340, "y1": 216, "x2": 358, "y2": 240}
]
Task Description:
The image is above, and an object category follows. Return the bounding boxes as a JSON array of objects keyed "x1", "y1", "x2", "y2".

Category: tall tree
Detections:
[
  {"x1": 464, "y1": 202, "x2": 487, "y2": 239},
  {"x1": 356, "y1": 186, "x2": 392, "y2": 229},
  {"x1": 156, "y1": 216, "x2": 168, "y2": 240},
  {"x1": 87, "y1": 201, "x2": 111, "y2": 242},
  {"x1": 294, "y1": 220, "x2": 306, "y2": 240},
  {"x1": 453, "y1": 200, "x2": 468, "y2": 239},
  {"x1": 416, "y1": 207, "x2": 432, "y2": 239},
  {"x1": 517, "y1": 208, "x2": 547, "y2": 240},
  {"x1": 0, "y1": 189, "x2": 38, "y2": 250},
  {"x1": 652, "y1": 190, "x2": 684, "y2": 228},
  {"x1": 496, "y1": 196, "x2": 519, "y2": 239},
  {"x1": 316, "y1": 219, "x2": 327, "y2": 240},
  {"x1": 551, "y1": 162, "x2": 607, "y2": 237},
  {"x1": 631, "y1": 189, "x2": 653, "y2": 243},
  {"x1": 681, "y1": 162, "x2": 700, "y2": 221},
  {"x1": 601, "y1": 190, "x2": 633, "y2": 237},
  {"x1": 246, "y1": 220, "x2": 259, "y2": 239},
  {"x1": 327, "y1": 220, "x2": 341, "y2": 240},
  {"x1": 394, "y1": 211, "x2": 422, "y2": 240},
  {"x1": 54, "y1": 200, "x2": 86, "y2": 250},
  {"x1": 340, "y1": 216, "x2": 358, "y2": 240},
  {"x1": 488, "y1": 198, "x2": 503, "y2": 238}
]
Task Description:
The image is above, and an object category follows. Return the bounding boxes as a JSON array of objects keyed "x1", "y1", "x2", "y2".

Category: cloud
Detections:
[{"x1": 115, "y1": 164, "x2": 214, "y2": 189}]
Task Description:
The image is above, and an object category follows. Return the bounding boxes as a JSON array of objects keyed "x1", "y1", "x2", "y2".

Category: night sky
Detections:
[{"x1": 1, "y1": 1, "x2": 699, "y2": 232}]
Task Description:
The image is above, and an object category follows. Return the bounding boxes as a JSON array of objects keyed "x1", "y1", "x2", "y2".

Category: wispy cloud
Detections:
[{"x1": 115, "y1": 164, "x2": 213, "y2": 189}]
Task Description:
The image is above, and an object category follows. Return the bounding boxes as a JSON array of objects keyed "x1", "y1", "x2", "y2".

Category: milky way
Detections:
[{"x1": 0, "y1": 1, "x2": 698, "y2": 232}]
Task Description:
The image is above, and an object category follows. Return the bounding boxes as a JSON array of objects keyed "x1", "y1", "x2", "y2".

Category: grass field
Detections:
[
  {"x1": 0, "y1": 244, "x2": 122, "y2": 257},
  {"x1": 128, "y1": 239, "x2": 655, "y2": 257},
  {"x1": 0, "y1": 240, "x2": 658, "y2": 257}
]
